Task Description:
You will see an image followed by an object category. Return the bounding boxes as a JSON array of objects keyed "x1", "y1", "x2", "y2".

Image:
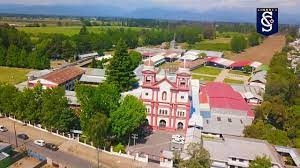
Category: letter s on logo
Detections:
[{"x1": 261, "y1": 11, "x2": 273, "y2": 32}]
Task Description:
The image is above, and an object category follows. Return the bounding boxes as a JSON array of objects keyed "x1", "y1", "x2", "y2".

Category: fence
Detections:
[
  {"x1": 27, "y1": 150, "x2": 47, "y2": 168},
  {"x1": 6, "y1": 116, "x2": 150, "y2": 165}
]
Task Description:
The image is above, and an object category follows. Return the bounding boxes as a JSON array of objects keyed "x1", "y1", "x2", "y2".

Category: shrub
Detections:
[{"x1": 113, "y1": 143, "x2": 126, "y2": 153}]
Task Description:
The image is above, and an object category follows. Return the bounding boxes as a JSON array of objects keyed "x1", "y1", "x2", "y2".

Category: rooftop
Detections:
[
  {"x1": 41, "y1": 66, "x2": 85, "y2": 85},
  {"x1": 203, "y1": 135, "x2": 284, "y2": 168},
  {"x1": 201, "y1": 82, "x2": 254, "y2": 117}
]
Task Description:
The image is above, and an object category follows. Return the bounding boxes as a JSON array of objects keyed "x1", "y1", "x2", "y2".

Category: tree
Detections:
[
  {"x1": 76, "y1": 82, "x2": 120, "y2": 133},
  {"x1": 6, "y1": 45, "x2": 19, "y2": 67},
  {"x1": 198, "y1": 52, "x2": 207, "y2": 59},
  {"x1": 106, "y1": 39, "x2": 137, "y2": 92},
  {"x1": 18, "y1": 48, "x2": 28, "y2": 67},
  {"x1": 86, "y1": 113, "x2": 110, "y2": 147},
  {"x1": 41, "y1": 87, "x2": 79, "y2": 132},
  {"x1": 129, "y1": 51, "x2": 142, "y2": 70},
  {"x1": 249, "y1": 155, "x2": 272, "y2": 168},
  {"x1": 110, "y1": 95, "x2": 146, "y2": 139},
  {"x1": 0, "y1": 46, "x2": 6, "y2": 66},
  {"x1": 231, "y1": 35, "x2": 247, "y2": 53},
  {"x1": 178, "y1": 143, "x2": 211, "y2": 168},
  {"x1": 61, "y1": 40, "x2": 76, "y2": 61},
  {"x1": 97, "y1": 49, "x2": 104, "y2": 56},
  {"x1": 248, "y1": 33, "x2": 260, "y2": 46},
  {"x1": 243, "y1": 65, "x2": 252, "y2": 74}
]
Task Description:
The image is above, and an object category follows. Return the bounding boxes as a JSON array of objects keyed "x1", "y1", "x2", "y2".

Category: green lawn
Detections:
[
  {"x1": 228, "y1": 70, "x2": 251, "y2": 76},
  {"x1": 17, "y1": 26, "x2": 144, "y2": 36},
  {"x1": 0, "y1": 66, "x2": 31, "y2": 85},
  {"x1": 223, "y1": 78, "x2": 244, "y2": 84},
  {"x1": 192, "y1": 66, "x2": 221, "y2": 76},
  {"x1": 190, "y1": 37, "x2": 231, "y2": 51},
  {"x1": 295, "y1": 105, "x2": 300, "y2": 116},
  {"x1": 192, "y1": 75, "x2": 216, "y2": 82}
]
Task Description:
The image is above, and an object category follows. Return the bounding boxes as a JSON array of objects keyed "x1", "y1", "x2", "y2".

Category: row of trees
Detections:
[
  {"x1": 230, "y1": 33, "x2": 261, "y2": 53},
  {"x1": 0, "y1": 83, "x2": 79, "y2": 132},
  {"x1": 0, "y1": 25, "x2": 50, "y2": 69},
  {"x1": 244, "y1": 47, "x2": 300, "y2": 147}
]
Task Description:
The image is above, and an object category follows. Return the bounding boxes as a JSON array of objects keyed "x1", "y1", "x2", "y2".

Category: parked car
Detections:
[
  {"x1": 34, "y1": 140, "x2": 46, "y2": 147},
  {"x1": 171, "y1": 134, "x2": 185, "y2": 144},
  {"x1": 17, "y1": 133, "x2": 29, "y2": 140},
  {"x1": 0, "y1": 125, "x2": 8, "y2": 132},
  {"x1": 45, "y1": 143, "x2": 59, "y2": 151}
]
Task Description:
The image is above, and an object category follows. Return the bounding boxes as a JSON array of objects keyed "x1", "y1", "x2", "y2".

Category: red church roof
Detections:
[{"x1": 201, "y1": 82, "x2": 254, "y2": 117}]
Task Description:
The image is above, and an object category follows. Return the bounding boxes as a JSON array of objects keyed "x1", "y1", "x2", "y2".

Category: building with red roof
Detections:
[
  {"x1": 199, "y1": 82, "x2": 254, "y2": 136},
  {"x1": 28, "y1": 66, "x2": 85, "y2": 90}
]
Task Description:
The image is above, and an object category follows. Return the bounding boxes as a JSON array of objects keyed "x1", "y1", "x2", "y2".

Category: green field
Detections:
[
  {"x1": 192, "y1": 66, "x2": 222, "y2": 76},
  {"x1": 0, "y1": 66, "x2": 31, "y2": 84},
  {"x1": 223, "y1": 78, "x2": 244, "y2": 84},
  {"x1": 228, "y1": 70, "x2": 251, "y2": 76},
  {"x1": 17, "y1": 26, "x2": 144, "y2": 36},
  {"x1": 190, "y1": 37, "x2": 231, "y2": 51},
  {"x1": 192, "y1": 75, "x2": 216, "y2": 82}
]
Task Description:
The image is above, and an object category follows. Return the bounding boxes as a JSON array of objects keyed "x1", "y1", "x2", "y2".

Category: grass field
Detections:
[
  {"x1": 192, "y1": 75, "x2": 216, "y2": 82},
  {"x1": 192, "y1": 66, "x2": 222, "y2": 76},
  {"x1": 228, "y1": 70, "x2": 251, "y2": 76},
  {"x1": 0, "y1": 66, "x2": 31, "y2": 85},
  {"x1": 223, "y1": 78, "x2": 244, "y2": 84},
  {"x1": 17, "y1": 26, "x2": 144, "y2": 36},
  {"x1": 190, "y1": 37, "x2": 231, "y2": 51}
]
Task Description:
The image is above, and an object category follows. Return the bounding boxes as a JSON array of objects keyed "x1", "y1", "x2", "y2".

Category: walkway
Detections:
[{"x1": 214, "y1": 69, "x2": 230, "y2": 82}]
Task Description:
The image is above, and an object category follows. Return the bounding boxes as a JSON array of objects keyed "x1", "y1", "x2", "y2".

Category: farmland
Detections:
[
  {"x1": 226, "y1": 34, "x2": 286, "y2": 65},
  {"x1": 0, "y1": 66, "x2": 31, "y2": 84},
  {"x1": 17, "y1": 26, "x2": 145, "y2": 36}
]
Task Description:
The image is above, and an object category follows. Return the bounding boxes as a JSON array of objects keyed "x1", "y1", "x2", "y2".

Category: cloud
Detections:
[{"x1": 0, "y1": 0, "x2": 299, "y2": 14}]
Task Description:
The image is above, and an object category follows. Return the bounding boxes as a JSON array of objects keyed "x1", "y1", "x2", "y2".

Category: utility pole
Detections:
[
  {"x1": 97, "y1": 147, "x2": 99, "y2": 168},
  {"x1": 132, "y1": 134, "x2": 138, "y2": 146},
  {"x1": 13, "y1": 121, "x2": 18, "y2": 147}
]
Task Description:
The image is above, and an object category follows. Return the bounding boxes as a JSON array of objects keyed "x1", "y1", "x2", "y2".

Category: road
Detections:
[
  {"x1": 0, "y1": 117, "x2": 155, "y2": 168},
  {"x1": 0, "y1": 127, "x2": 98, "y2": 168}
]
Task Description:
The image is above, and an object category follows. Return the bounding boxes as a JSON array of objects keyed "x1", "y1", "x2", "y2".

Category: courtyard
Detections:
[{"x1": 128, "y1": 130, "x2": 184, "y2": 161}]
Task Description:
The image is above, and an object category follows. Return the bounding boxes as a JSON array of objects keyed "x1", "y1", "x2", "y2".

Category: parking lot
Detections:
[{"x1": 128, "y1": 130, "x2": 185, "y2": 158}]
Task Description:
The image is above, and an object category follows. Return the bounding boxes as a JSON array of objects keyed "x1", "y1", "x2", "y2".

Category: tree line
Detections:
[
  {"x1": 0, "y1": 25, "x2": 50, "y2": 69},
  {"x1": 244, "y1": 46, "x2": 300, "y2": 147},
  {"x1": 0, "y1": 83, "x2": 79, "y2": 132},
  {"x1": 230, "y1": 32, "x2": 262, "y2": 53}
]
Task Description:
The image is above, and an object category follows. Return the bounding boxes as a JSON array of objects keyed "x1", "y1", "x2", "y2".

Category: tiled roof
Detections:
[{"x1": 42, "y1": 66, "x2": 85, "y2": 85}]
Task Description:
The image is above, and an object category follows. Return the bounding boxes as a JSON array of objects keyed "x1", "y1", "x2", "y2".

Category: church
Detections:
[{"x1": 140, "y1": 64, "x2": 191, "y2": 131}]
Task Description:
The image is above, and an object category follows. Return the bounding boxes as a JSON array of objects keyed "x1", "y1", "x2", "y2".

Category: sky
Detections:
[{"x1": 0, "y1": 0, "x2": 299, "y2": 14}]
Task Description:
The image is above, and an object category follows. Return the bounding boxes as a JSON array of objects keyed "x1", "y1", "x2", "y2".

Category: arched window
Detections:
[
  {"x1": 162, "y1": 91, "x2": 167, "y2": 100},
  {"x1": 177, "y1": 122, "x2": 184, "y2": 129}
]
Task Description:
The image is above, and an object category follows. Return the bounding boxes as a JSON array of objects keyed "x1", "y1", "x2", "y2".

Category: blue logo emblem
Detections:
[{"x1": 257, "y1": 8, "x2": 278, "y2": 36}]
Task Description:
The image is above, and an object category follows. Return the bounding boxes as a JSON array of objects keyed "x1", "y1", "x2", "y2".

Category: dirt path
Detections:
[{"x1": 227, "y1": 34, "x2": 285, "y2": 65}]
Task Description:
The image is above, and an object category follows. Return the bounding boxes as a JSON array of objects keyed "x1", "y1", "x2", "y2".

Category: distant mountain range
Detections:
[{"x1": 0, "y1": 4, "x2": 299, "y2": 24}]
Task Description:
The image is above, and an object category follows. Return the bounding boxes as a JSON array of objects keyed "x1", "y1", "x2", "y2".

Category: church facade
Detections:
[{"x1": 140, "y1": 65, "x2": 191, "y2": 131}]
